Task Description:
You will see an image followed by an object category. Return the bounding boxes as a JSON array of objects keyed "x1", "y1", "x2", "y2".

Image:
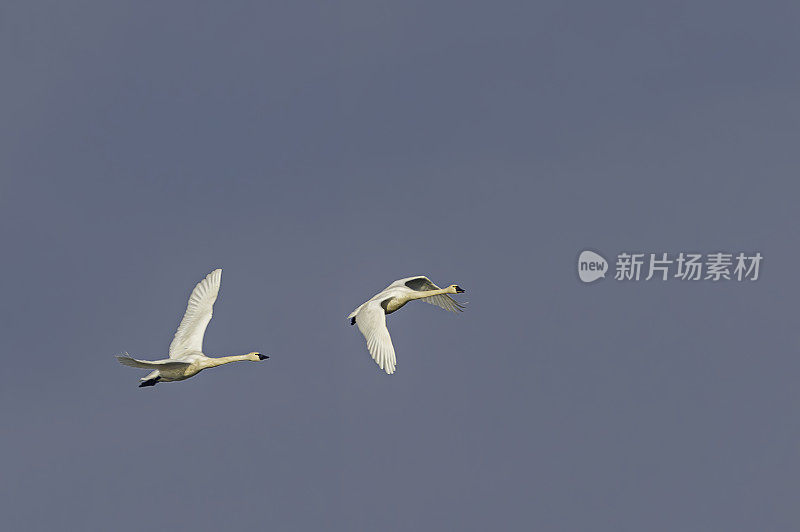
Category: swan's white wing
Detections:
[
  {"x1": 401, "y1": 276, "x2": 465, "y2": 313},
  {"x1": 168, "y1": 269, "x2": 221, "y2": 358},
  {"x1": 421, "y1": 293, "x2": 465, "y2": 313},
  {"x1": 355, "y1": 301, "x2": 397, "y2": 375},
  {"x1": 388, "y1": 275, "x2": 431, "y2": 290},
  {"x1": 401, "y1": 275, "x2": 439, "y2": 291},
  {"x1": 117, "y1": 355, "x2": 191, "y2": 370}
]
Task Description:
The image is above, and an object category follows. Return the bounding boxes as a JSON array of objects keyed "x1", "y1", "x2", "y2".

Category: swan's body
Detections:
[
  {"x1": 348, "y1": 275, "x2": 465, "y2": 374},
  {"x1": 116, "y1": 269, "x2": 268, "y2": 387}
]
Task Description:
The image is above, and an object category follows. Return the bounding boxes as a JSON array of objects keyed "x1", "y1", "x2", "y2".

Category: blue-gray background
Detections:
[{"x1": 2, "y1": 1, "x2": 799, "y2": 530}]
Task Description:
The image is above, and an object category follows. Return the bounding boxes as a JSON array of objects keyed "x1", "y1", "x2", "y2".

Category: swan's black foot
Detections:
[{"x1": 138, "y1": 377, "x2": 160, "y2": 388}]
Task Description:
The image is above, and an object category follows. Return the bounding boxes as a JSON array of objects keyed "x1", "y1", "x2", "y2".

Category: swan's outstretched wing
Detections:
[
  {"x1": 402, "y1": 275, "x2": 465, "y2": 313},
  {"x1": 168, "y1": 269, "x2": 222, "y2": 358},
  {"x1": 421, "y1": 293, "x2": 465, "y2": 313},
  {"x1": 116, "y1": 355, "x2": 191, "y2": 370},
  {"x1": 355, "y1": 301, "x2": 397, "y2": 375}
]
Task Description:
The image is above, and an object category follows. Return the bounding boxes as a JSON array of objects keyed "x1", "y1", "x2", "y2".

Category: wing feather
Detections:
[
  {"x1": 355, "y1": 302, "x2": 397, "y2": 375},
  {"x1": 116, "y1": 355, "x2": 191, "y2": 370},
  {"x1": 421, "y1": 293, "x2": 465, "y2": 313},
  {"x1": 168, "y1": 269, "x2": 221, "y2": 358},
  {"x1": 397, "y1": 276, "x2": 438, "y2": 291}
]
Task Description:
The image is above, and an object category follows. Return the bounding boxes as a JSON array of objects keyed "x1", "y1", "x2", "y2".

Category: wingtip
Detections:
[{"x1": 116, "y1": 354, "x2": 137, "y2": 367}]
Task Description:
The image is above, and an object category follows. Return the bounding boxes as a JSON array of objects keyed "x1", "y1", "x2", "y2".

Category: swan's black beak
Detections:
[
  {"x1": 257, "y1": 354, "x2": 269, "y2": 360},
  {"x1": 455, "y1": 285, "x2": 465, "y2": 293}
]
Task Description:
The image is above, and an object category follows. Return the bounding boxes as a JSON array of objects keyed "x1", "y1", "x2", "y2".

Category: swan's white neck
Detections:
[{"x1": 202, "y1": 354, "x2": 258, "y2": 368}]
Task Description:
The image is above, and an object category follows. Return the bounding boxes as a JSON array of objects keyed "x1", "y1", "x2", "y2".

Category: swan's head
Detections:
[
  {"x1": 449, "y1": 284, "x2": 466, "y2": 294},
  {"x1": 248, "y1": 352, "x2": 269, "y2": 361}
]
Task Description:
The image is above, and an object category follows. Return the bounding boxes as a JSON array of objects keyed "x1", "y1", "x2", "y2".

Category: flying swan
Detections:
[
  {"x1": 116, "y1": 269, "x2": 268, "y2": 387},
  {"x1": 348, "y1": 275, "x2": 466, "y2": 374}
]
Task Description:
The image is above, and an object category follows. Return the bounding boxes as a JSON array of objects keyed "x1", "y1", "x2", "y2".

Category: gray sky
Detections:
[{"x1": 2, "y1": 1, "x2": 799, "y2": 530}]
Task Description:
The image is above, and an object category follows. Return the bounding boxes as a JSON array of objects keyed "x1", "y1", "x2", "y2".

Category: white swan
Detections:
[
  {"x1": 116, "y1": 269, "x2": 268, "y2": 387},
  {"x1": 348, "y1": 276, "x2": 466, "y2": 374}
]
